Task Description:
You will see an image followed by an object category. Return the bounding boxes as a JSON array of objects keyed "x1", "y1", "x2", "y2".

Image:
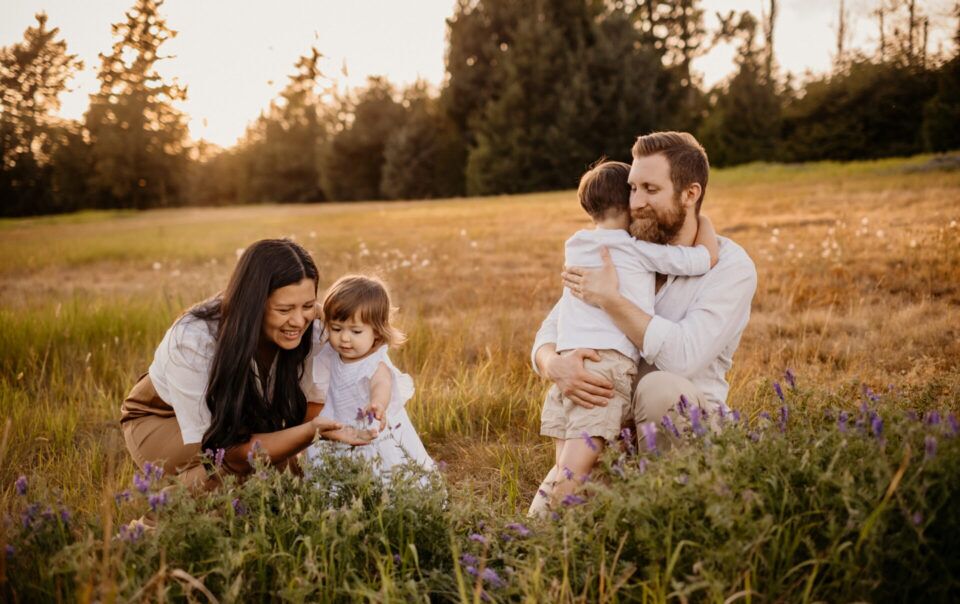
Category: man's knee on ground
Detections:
[{"x1": 632, "y1": 370, "x2": 704, "y2": 423}]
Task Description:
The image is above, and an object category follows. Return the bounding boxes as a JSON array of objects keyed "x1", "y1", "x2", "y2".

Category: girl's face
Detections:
[
  {"x1": 328, "y1": 312, "x2": 378, "y2": 362},
  {"x1": 261, "y1": 278, "x2": 318, "y2": 351}
]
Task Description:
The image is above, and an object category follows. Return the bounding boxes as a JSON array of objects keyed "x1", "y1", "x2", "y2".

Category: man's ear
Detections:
[{"x1": 682, "y1": 183, "x2": 702, "y2": 210}]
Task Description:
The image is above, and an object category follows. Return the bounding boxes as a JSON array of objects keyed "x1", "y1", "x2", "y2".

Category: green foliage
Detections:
[
  {"x1": 5, "y1": 385, "x2": 959, "y2": 600},
  {"x1": 0, "y1": 12, "x2": 83, "y2": 217},
  {"x1": 923, "y1": 56, "x2": 960, "y2": 153},
  {"x1": 84, "y1": 0, "x2": 190, "y2": 210},
  {"x1": 322, "y1": 77, "x2": 407, "y2": 201}
]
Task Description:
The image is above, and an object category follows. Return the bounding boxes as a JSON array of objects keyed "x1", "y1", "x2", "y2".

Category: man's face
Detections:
[{"x1": 627, "y1": 153, "x2": 686, "y2": 244}]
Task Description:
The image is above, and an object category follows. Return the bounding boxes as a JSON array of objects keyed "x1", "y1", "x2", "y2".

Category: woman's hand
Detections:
[
  {"x1": 563, "y1": 247, "x2": 621, "y2": 309},
  {"x1": 321, "y1": 426, "x2": 377, "y2": 446},
  {"x1": 543, "y1": 348, "x2": 615, "y2": 409},
  {"x1": 310, "y1": 415, "x2": 343, "y2": 433}
]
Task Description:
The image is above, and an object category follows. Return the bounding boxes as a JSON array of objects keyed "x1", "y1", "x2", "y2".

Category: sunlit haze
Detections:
[{"x1": 2, "y1": 0, "x2": 955, "y2": 147}]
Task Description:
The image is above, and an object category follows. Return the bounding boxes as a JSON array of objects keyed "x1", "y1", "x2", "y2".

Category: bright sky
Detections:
[{"x1": 2, "y1": 0, "x2": 956, "y2": 147}]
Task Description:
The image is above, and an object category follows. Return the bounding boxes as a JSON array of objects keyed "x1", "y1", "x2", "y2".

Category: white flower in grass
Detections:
[
  {"x1": 910, "y1": 239, "x2": 917, "y2": 248},
  {"x1": 421, "y1": 259, "x2": 430, "y2": 267},
  {"x1": 470, "y1": 241, "x2": 478, "y2": 248},
  {"x1": 401, "y1": 260, "x2": 412, "y2": 268},
  {"x1": 309, "y1": 231, "x2": 317, "y2": 238},
  {"x1": 950, "y1": 220, "x2": 957, "y2": 229},
  {"x1": 861, "y1": 217, "x2": 869, "y2": 225},
  {"x1": 152, "y1": 262, "x2": 162, "y2": 271},
  {"x1": 875, "y1": 229, "x2": 885, "y2": 238},
  {"x1": 459, "y1": 229, "x2": 467, "y2": 237}
]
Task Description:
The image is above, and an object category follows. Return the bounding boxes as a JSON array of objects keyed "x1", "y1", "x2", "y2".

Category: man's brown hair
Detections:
[
  {"x1": 577, "y1": 160, "x2": 631, "y2": 221},
  {"x1": 631, "y1": 131, "x2": 709, "y2": 214}
]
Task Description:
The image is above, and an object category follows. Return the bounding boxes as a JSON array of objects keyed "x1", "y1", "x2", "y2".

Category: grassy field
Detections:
[{"x1": 1, "y1": 154, "x2": 959, "y2": 600}]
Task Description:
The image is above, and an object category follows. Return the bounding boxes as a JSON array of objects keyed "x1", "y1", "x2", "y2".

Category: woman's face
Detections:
[{"x1": 261, "y1": 278, "x2": 318, "y2": 351}]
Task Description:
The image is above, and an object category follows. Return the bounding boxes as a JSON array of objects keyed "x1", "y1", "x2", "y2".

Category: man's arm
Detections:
[{"x1": 565, "y1": 246, "x2": 757, "y2": 378}]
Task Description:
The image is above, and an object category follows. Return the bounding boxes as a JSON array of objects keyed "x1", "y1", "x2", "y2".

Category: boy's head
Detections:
[{"x1": 577, "y1": 160, "x2": 631, "y2": 223}]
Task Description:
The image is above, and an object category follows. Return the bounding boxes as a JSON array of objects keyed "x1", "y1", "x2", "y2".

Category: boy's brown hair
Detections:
[
  {"x1": 321, "y1": 275, "x2": 406, "y2": 347},
  {"x1": 577, "y1": 160, "x2": 631, "y2": 221},
  {"x1": 631, "y1": 131, "x2": 709, "y2": 214}
]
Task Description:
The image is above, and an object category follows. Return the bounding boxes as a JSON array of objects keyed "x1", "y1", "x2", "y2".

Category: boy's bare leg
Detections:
[
  {"x1": 527, "y1": 439, "x2": 565, "y2": 518},
  {"x1": 552, "y1": 437, "x2": 604, "y2": 504}
]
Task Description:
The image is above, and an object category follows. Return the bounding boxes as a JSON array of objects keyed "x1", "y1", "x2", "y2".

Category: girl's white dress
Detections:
[{"x1": 304, "y1": 343, "x2": 434, "y2": 477}]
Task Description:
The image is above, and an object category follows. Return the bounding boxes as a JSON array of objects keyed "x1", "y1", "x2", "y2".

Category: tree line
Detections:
[{"x1": 2, "y1": 0, "x2": 958, "y2": 217}]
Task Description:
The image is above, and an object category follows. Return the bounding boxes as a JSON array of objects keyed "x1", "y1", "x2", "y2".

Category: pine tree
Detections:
[
  {"x1": 0, "y1": 13, "x2": 82, "y2": 216},
  {"x1": 85, "y1": 0, "x2": 189, "y2": 209}
]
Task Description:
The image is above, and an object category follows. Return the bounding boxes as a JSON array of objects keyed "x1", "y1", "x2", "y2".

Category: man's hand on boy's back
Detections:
[{"x1": 537, "y1": 346, "x2": 614, "y2": 408}]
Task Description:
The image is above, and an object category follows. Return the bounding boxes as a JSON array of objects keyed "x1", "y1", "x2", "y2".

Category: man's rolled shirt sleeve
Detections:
[
  {"x1": 641, "y1": 259, "x2": 757, "y2": 378},
  {"x1": 530, "y1": 302, "x2": 560, "y2": 376}
]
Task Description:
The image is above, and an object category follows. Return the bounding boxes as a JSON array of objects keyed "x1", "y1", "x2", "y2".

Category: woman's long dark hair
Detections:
[{"x1": 193, "y1": 239, "x2": 319, "y2": 452}]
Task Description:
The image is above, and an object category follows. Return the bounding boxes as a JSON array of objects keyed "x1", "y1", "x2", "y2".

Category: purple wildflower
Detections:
[
  {"x1": 355, "y1": 408, "x2": 365, "y2": 422},
  {"x1": 561, "y1": 494, "x2": 586, "y2": 507},
  {"x1": 114, "y1": 489, "x2": 132, "y2": 504},
  {"x1": 562, "y1": 466, "x2": 574, "y2": 480},
  {"x1": 638, "y1": 458, "x2": 647, "y2": 473},
  {"x1": 14, "y1": 475, "x2": 27, "y2": 496},
  {"x1": 838, "y1": 411, "x2": 849, "y2": 433},
  {"x1": 912, "y1": 511, "x2": 923, "y2": 526},
  {"x1": 437, "y1": 460, "x2": 448, "y2": 471},
  {"x1": 4, "y1": 545, "x2": 13, "y2": 559},
  {"x1": 784, "y1": 368, "x2": 797, "y2": 389},
  {"x1": 232, "y1": 498, "x2": 246, "y2": 516},
  {"x1": 926, "y1": 411, "x2": 941, "y2": 426},
  {"x1": 925, "y1": 436, "x2": 937, "y2": 459},
  {"x1": 677, "y1": 394, "x2": 690, "y2": 416},
  {"x1": 731, "y1": 410, "x2": 742, "y2": 424},
  {"x1": 620, "y1": 427, "x2": 635, "y2": 454},
  {"x1": 859, "y1": 400, "x2": 869, "y2": 416},
  {"x1": 689, "y1": 408, "x2": 706, "y2": 437},
  {"x1": 132, "y1": 472, "x2": 150, "y2": 494},
  {"x1": 759, "y1": 411, "x2": 771, "y2": 422},
  {"x1": 148, "y1": 491, "x2": 169, "y2": 512},
  {"x1": 461, "y1": 553, "x2": 479, "y2": 566},
  {"x1": 366, "y1": 410, "x2": 376, "y2": 424},
  {"x1": 21, "y1": 503, "x2": 40, "y2": 529},
  {"x1": 906, "y1": 410, "x2": 918, "y2": 422},
  {"x1": 779, "y1": 405, "x2": 789, "y2": 432},
  {"x1": 871, "y1": 413, "x2": 883, "y2": 441},
  {"x1": 537, "y1": 489, "x2": 549, "y2": 499},
  {"x1": 143, "y1": 461, "x2": 154, "y2": 476},
  {"x1": 641, "y1": 421, "x2": 658, "y2": 452},
  {"x1": 581, "y1": 431, "x2": 599, "y2": 451},
  {"x1": 469, "y1": 533, "x2": 489, "y2": 545},
  {"x1": 465, "y1": 565, "x2": 478, "y2": 577},
  {"x1": 41, "y1": 507, "x2": 55, "y2": 522},
  {"x1": 481, "y1": 567, "x2": 506, "y2": 589},
  {"x1": 717, "y1": 405, "x2": 727, "y2": 424},
  {"x1": 862, "y1": 384, "x2": 879, "y2": 403},
  {"x1": 59, "y1": 507, "x2": 71, "y2": 524},
  {"x1": 773, "y1": 382, "x2": 784, "y2": 402},
  {"x1": 611, "y1": 461, "x2": 625, "y2": 478},
  {"x1": 215, "y1": 448, "x2": 225, "y2": 468},
  {"x1": 505, "y1": 522, "x2": 531, "y2": 537},
  {"x1": 749, "y1": 431, "x2": 760, "y2": 442},
  {"x1": 948, "y1": 414, "x2": 958, "y2": 437},
  {"x1": 393, "y1": 554, "x2": 401, "y2": 565},
  {"x1": 118, "y1": 521, "x2": 146, "y2": 544},
  {"x1": 677, "y1": 473, "x2": 689, "y2": 485},
  {"x1": 661, "y1": 415, "x2": 681, "y2": 438}
]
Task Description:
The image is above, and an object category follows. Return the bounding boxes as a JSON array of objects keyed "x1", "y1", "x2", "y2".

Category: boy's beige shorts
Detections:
[{"x1": 539, "y1": 349, "x2": 637, "y2": 443}]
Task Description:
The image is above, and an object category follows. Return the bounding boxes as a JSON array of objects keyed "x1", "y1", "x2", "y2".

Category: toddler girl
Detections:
[{"x1": 304, "y1": 275, "x2": 434, "y2": 479}]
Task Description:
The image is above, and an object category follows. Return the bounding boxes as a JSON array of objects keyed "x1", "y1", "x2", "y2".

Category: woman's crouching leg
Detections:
[{"x1": 121, "y1": 415, "x2": 218, "y2": 491}]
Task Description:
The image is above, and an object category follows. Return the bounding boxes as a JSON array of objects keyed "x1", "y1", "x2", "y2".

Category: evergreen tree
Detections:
[
  {"x1": 381, "y1": 82, "x2": 465, "y2": 199},
  {"x1": 922, "y1": 10, "x2": 960, "y2": 152},
  {"x1": 697, "y1": 11, "x2": 781, "y2": 166},
  {"x1": 321, "y1": 77, "x2": 406, "y2": 201},
  {"x1": 85, "y1": 0, "x2": 189, "y2": 209},
  {"x1": 0, "y1": 13, "x2": 82, "y2": 216},
  {"x1": 465, "y1": 0, "x2": 593, "y2": 195}
]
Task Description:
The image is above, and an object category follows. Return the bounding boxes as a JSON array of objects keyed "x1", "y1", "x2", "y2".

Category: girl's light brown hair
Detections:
[{"x1": 321, "y1": 275, "x2": 406, "y2": 347}]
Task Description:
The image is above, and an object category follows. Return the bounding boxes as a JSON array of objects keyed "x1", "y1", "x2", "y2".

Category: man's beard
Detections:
[{"x1": 629, "y1": 193, "x2": 687, "y2": 244}]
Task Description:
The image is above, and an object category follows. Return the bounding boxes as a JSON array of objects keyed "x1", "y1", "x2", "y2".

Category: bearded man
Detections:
[{"x1": 531, "y1": 131, "x2": 758, "y2": 452}]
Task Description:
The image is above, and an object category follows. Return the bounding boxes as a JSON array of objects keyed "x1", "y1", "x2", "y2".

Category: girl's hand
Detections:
[
  {"x1": 321, "y1": 426, "x2": 377, "y2": 446},
  {"x1": 364, "y1": 401, "x2": 388, "y2": 432}
]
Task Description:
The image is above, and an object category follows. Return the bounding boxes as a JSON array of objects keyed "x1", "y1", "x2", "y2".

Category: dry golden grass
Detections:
[{"x1": 1, "y1": 154, "x2": 958, "y2": 514}]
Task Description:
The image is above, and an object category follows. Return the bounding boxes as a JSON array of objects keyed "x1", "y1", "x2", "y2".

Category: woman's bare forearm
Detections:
[{"x1": 223, "y1": 422, "x2": 318, "y2": 473}]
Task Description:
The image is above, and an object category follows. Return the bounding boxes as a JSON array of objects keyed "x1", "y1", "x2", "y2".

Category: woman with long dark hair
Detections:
[{"x1": 120, "y1": 239, "x2": 370, "y2": 488}]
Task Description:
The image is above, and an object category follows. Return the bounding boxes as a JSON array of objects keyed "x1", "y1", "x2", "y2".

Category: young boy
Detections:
[{"x1": 530, "y1": 160, "x2": 718, "y2": 517}]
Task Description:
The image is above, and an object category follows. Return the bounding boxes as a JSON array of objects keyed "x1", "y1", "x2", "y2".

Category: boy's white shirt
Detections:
[
  {"x1": 556, "y1": 228, "x2": 711, "y2": 362},
  {"x1": 534, "y1": 236, "x2": 757, "y2": 411}
]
